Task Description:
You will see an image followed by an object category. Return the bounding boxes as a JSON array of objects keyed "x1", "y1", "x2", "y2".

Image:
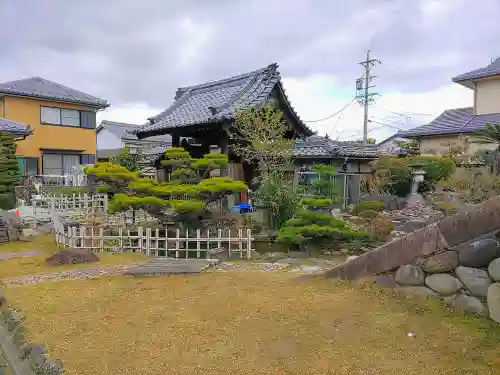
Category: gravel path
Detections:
[
  {"x1": 0, "y1": 250, "x2": 44, "y2": 260},
  {"x1": 5, "y1": 265, "x2": 134, "y2": 286}
]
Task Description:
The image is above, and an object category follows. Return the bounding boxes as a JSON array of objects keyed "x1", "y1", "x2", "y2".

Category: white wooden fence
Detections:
[
  {"x1": 33, "y1": 193, "x2": 108, "y2": 216},
  {"x1": 51, "y1": 210, "x2": 253, "y2": 259}
]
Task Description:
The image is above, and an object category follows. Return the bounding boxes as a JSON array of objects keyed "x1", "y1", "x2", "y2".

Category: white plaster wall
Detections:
[{"x1": 97, "y1": 129, "x2": 122, "y2": 150}]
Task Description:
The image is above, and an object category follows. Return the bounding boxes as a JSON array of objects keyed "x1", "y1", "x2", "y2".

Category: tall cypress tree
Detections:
[{"x1": 0, "y1": 132, "x2": 21, "y2": 209}]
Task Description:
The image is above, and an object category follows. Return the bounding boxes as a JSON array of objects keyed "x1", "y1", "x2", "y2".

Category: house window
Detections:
[
  {"x1": 61, "y1": 109, "x2": 80, "y2": 127},
  {"x1": 17, "y1": 157, "x2": 39, "y2": 177},
  {"x1": 41, "y1": 106, "x2": 96, "y2": 128},
  {"x1": 42, "y1": 153, "x2": 94, "y2": 175}
]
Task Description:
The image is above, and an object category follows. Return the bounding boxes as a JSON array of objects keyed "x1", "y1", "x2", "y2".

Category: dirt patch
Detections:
[
  {"x1": 46, "y1": 248, "x2": 100, "y2": 266},
  {"x1": 0, "y1": 249, "x2": 44, "y2": 260}
]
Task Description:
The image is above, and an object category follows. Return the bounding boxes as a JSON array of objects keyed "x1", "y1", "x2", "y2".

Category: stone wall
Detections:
[{"x1": 325, "y1": 195, "x2": 500, "y2": 324}]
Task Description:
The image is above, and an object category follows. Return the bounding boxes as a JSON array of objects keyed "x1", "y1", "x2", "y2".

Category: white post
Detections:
[
  {"x1": 138, "y1": 227, "x2": 143, "y2": 252},
  {"x1": 238, "y1": 229, "x2": 243, "y2": 259},
  {"x1": 175, "y1": 229, "x2": 180, "y2": 258},
  {"x1": 99, "y1": 227, "x2": 104, "y2": 252},
  {"x1": 196, "y1": 229, "x2": 201, "y2": 259},
  {"x1": 118, "y1": 227, "x2": 123, "y2": 252},
  {"x1": 246, "y1": 229, "x2": 252, "y2": 259},
  {"x1": 146, "y1": 228, "x2": 151, "y2": 256}
]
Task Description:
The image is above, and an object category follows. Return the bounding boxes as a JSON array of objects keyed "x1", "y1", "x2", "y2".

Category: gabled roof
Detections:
[
  {"x1": 97, "y1": 120, "x2": 171, "y2": 143},
  {"x1": 453, "y1": 58, "x2": 500, "y2": 88},
  {"x1": 0, "y1": 118, "x2": 33, "y2": 137},
  {"x1": 136, "y1": 63, "x2": 313, "y2": 137},
  {"x1": 0, "y1": 77, "x2": 108, "y2": 108},
  {"x1": 398, "y1": 107, "x2": 500, "y2": 138},
  {"x1": 293, "y1": 135, "x2": 378, "y2": 159}
]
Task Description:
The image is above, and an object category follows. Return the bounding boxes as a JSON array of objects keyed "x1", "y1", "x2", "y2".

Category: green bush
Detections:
[
  {"x1": 300, "y1": 197, "x2": 333, "y2": 210},
  {"x1": 277, "y1": 211, "x2": 369, "y2": 252},
  {"x1": 351, "y1": 201, "x2": 384, "y2": 215},
  {"x1": 373, "y1": 156, "x2": 456, "y2": 197},
  {"x1": 0, "y1": 193, "x2": 15, "y2": 210},
  {"x1": 358, "y1": 209, "x2": 380, "y2": 219}
]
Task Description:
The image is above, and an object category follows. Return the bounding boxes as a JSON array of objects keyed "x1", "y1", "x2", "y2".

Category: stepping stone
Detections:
[{"x1": 125, "y1": 258, "x2": 216, "y2": 276}]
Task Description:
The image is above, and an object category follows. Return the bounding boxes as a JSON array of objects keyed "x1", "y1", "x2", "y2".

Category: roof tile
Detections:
[
  {"x1": 453, "y1": 58, "x2": 500, "y2": 83},
  {"x1": 0, "y1": 118, "x2": 32, "y2": 136},
  {"x1": 398, "y1": 107, "x2": 500, "y2": 137},
  {"x1": 0, "y1": 77, "x2": 108, "y2": 107},
  {"x1": 137, "y1": 64, "x2": 312, "y2": 136}
]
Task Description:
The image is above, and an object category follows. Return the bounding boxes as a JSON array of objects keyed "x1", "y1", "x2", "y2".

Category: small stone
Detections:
[
  {"x1": 444, "y1": 294, "x2": 488, "y2": 316},
  {"x1": 425, "y1": 274, "x2": 463, "y2": 296},
  {"x1": 455, "y1": 266, "x2": 492, "y2": 297},
  {"x1": 455, "y1": 238, "x2": 500, "y2": 268},
  {"x1": 260, "y1": 252, "x2": 285, "y2": 261},
  {"x1": 488, "y1": 257, "x2": 500, "y2": 281},
  {"x1": 421, "y1": 251, "x2": 459, "y2": 273},
  {"x1": 395, "y1": 264, "x2": 425, "y2": 286},
  {"x1": 487, "y1": 283, "x2": 500, "y2": 324},
  {"x1": 399, "y1": 286, "x2": 439, "y2": 298}
]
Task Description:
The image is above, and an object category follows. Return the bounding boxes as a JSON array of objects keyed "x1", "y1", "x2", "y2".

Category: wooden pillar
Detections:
[
  {"x1": 172, "y1": 134, "x2": 180, "y2": 147},
  {"x1": 219, "y1": 135, "x2": 229, "y2": 177}
]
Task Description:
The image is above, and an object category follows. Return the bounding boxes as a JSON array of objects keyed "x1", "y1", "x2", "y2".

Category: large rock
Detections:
[
  {"x1": 399, "y1": 286, "x2": 439, "y2": 298},
  {"x1": 395, "y1": 264, "x2": 425, "y2": 286},
  {"x1": 455, "y1": 238, "x2": 500, "y2": 268},
  {"x1": 443, "y1": 294, "x2": 488, "y2": 316},
  {"x1": 46, "y1": 248, "x2": 100, "y2": 266},
  {"x1": 425, "y1": 274, "x2": 463, "y2": 296},
  {"x1": 487, "y1": 283, "x2": 500, "y2": 324},
  {"x1": 421, "y1": 251, "x2": 459, "y2": 273},
  {"x1": 488, "y1": 258, "x2": 500, "y2": 281},
  {"x1": 455, "y1": 266, "x2": 492, "y2": 297}
]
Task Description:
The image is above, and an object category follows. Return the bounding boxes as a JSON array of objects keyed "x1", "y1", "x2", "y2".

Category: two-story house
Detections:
[
  {"x1": 96, "y1": 120, "x2": 171, "y2": 161},
  {"x1": 399, "y1": 58, "x2": 500, "y2": 156},
  {"x1": 0, "y1": 77, "x2": 108, "y2": 178}
]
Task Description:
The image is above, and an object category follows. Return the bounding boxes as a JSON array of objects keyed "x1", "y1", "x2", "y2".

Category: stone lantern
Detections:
[{"x1": 410, "y1": 161, "x2": 426, "y2": 195}]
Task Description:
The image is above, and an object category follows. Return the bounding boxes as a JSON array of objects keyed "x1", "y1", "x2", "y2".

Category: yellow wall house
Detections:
[
  {"x1": 398, "y1": 58, "x2": 500, "y2": 156},
  {"x1": 0, "y1": 77, "x2": 108, "y2": 178}
]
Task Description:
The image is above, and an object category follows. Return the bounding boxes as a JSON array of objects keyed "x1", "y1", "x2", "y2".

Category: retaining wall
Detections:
[{"x1": 325, "y1": 195, "x2": 500, "y2": 324}]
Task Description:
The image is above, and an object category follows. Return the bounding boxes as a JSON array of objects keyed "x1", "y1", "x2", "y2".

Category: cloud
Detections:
[{"x1": 0, "y1": 0, "x2": 497, "y2": 134}]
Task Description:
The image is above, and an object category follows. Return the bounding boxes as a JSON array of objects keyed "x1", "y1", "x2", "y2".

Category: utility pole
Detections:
[{"x1": 356, "y1": 50, "x2": 381, "y2": 144}]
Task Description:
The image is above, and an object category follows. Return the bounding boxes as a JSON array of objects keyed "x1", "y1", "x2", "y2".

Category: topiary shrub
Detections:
[
  {"x1": 351, "y1": 200, "x2": 385, "y2": 215},
  {"x1": 358, "y1": 209, "x2": 380, "y2": 219},
  {"x1": 300, "y1": 197, "x2": 334, "y2": 210},
  {"x1": 277, "y1": 211, "x2": 369, "y2": 253},
  {"x1": 85, "y1": 148, "x2": 247, "y2": 229}
]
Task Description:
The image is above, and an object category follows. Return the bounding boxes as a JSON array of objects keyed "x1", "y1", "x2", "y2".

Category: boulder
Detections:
[
  {"x1": 208, "y1": 247, "x2": 228, "y2": 262},
  {"x1": 425, "y1": 274, "x2": 463, "y2": 296},
  {"x1": 455, "y1": 266, "x2": 492, "y2": 297},
  {"x1": 421, "y1": 251, "x2": 459, "y2": 273},
  {"x1": 487, "y1": 283, "x2": 500, "y2": 324},
  {"x1": 399, "y1": 286, "x2": 439, "y2": 298},
  {"x1": 454, "y1": 238, "x2": 500, "y2": 268},
  {"x1": 46, "y1": 248, "x2": 100, "y2": 266},
  {"x1": 488, "y1": 258, "x2": 500, "y2": 281},
  {"x1": 395, "y1": 264, "x2": 425, "y2": 286},
  {"x1": 401, "y1": 219, "x2": 429, "y2": 233},
  {"x1": 443, "y1": 294, "x2": 488, "y2": 316}
]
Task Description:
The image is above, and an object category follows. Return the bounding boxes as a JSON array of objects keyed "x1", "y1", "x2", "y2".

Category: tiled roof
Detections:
[
  {"x1": 293, "y1": 135, "x2": 378, "y2": 158},
  {"x1": 136, "y1": 63, "x2": 313, "y2": 137},
  {"x1": 0, "y1": 77, "x2": 108, "y2": 107},
  {"x1": 0, "y1": 118, "x2": 32, "y2": 136},
  {"x1": 398, "y1": 107, "x2": 500, "y2": 138},
  {"x1": 453, "y1": 58, "x2": 500, "y2": 85},
  {"x1": 98, "y1": 120, "x2": 172, "y2": 143}
]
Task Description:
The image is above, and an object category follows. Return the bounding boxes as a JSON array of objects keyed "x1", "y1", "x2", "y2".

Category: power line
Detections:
[
  {"x1": 355, "y1": 50, "x2": 381, "y2": 144},
  {"x1": 377, "y1": 108, "x2": 437, "y2": 117},
  {"x1": 368, "y1": 119, "x2": 406, "y2": 131},
  {"x1": 303, "y1": 97, "x2": 356, "y2": 123}
]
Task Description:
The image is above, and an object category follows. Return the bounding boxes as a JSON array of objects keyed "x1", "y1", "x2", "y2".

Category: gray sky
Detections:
[{"x1": 1, "y1": 0, "x2": 499, "y2": 140}]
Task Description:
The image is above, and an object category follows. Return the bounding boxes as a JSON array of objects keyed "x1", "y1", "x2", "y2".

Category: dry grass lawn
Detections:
[
  {"x1": 0, "y1": 235, "x2": 145, "y2": 279},
  {"x1": 5, "y1": 272, "x2": 500, "y2": 375}
]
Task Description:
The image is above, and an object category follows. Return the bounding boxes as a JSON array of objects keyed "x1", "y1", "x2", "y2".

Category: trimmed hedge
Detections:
[{"x1": 351, "y1": 201, "x2": 385, "y2": 215}]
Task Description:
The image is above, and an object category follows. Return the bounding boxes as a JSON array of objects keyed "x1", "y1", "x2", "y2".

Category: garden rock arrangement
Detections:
[
  {"x1": 394, "y1": 237, "x2": 500, "y2": 319},
  {"x1": 325, "y1": 195, "x2": 500, "y2": 325}
]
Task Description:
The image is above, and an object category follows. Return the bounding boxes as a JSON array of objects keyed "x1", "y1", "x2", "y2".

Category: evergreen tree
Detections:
[
  {"x1": 85, "y1": 147, "x2": 247, "y2": 228},
  {"x1": 0, "y1": 132, "x2": 21, "y2": 209}
]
